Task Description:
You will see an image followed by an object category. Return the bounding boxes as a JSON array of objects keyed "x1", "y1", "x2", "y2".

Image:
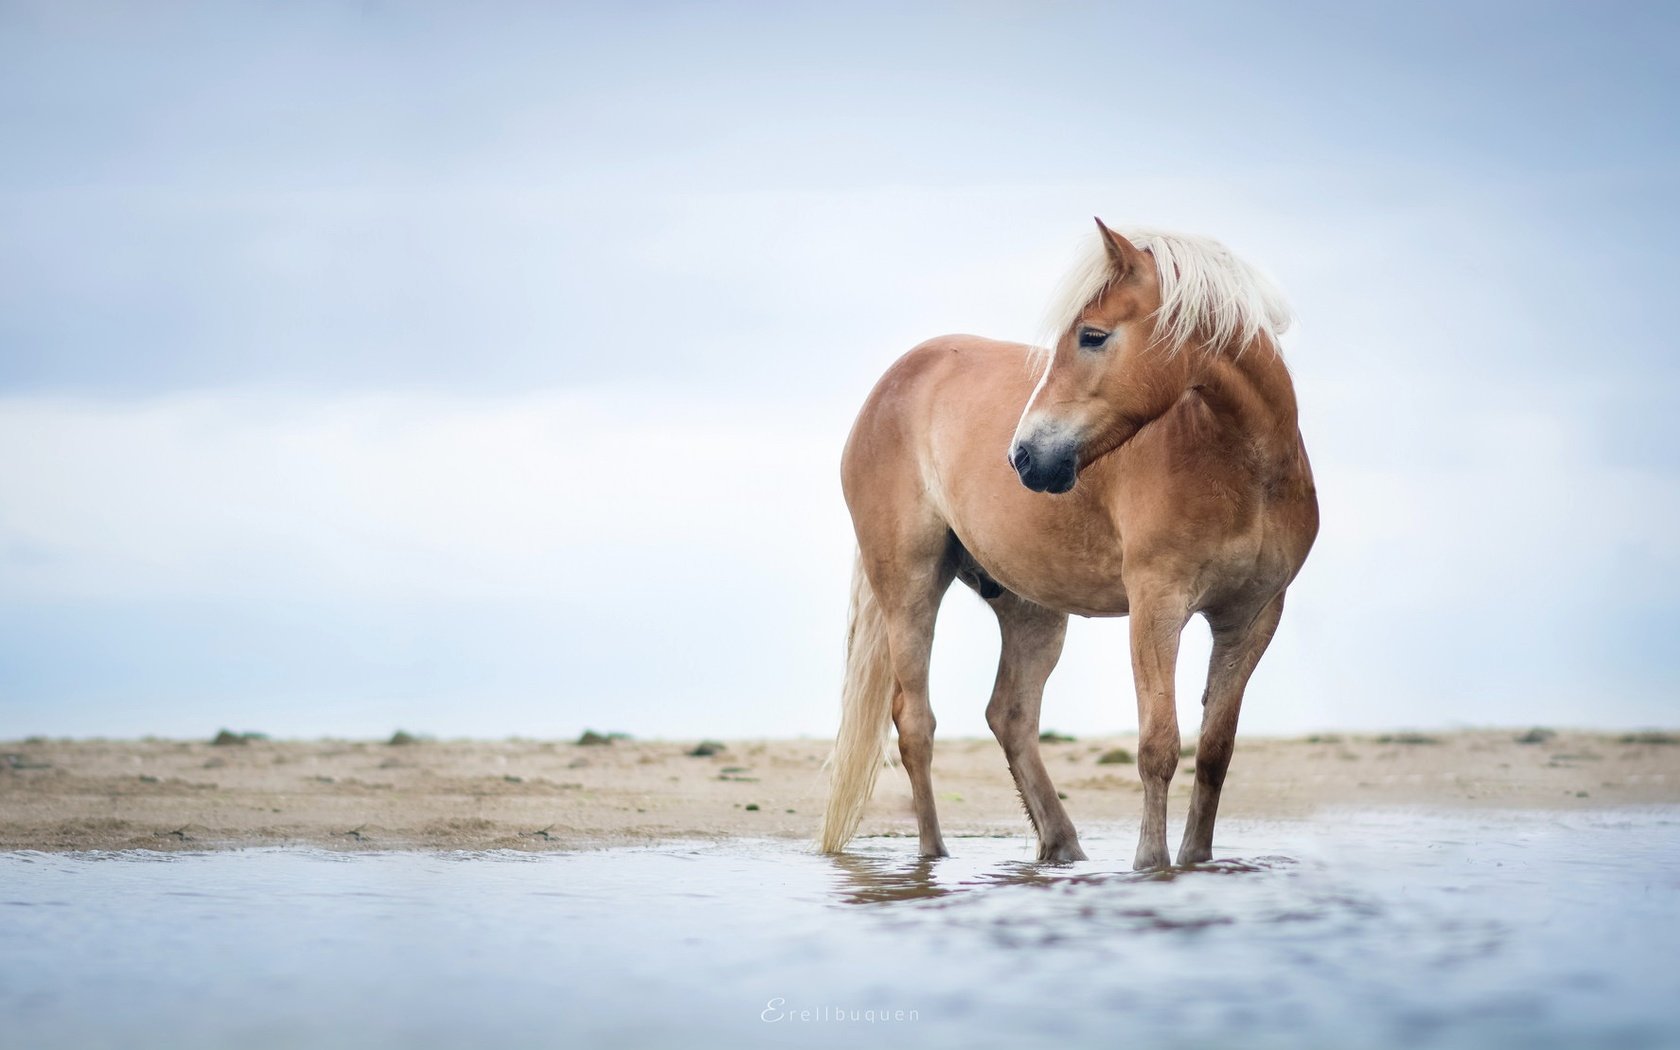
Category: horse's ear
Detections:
[{"x1": 1094, "y1": 218, "x2": 1141, "y2": 278}]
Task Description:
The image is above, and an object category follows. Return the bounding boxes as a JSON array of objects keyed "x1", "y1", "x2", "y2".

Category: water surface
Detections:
[{"x1": 3, "y1": 810, "x2": 1677, "y2": 1049}]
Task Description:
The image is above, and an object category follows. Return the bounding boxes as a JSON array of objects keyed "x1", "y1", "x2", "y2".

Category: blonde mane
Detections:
[{"x1": 1040, "y1": 226, "x2": 1293, "y2": 355}]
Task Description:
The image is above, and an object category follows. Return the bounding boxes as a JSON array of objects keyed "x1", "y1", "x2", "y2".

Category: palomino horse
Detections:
[{"x1": 820, "y1": 221, "x2": 1317, "y2": 870}]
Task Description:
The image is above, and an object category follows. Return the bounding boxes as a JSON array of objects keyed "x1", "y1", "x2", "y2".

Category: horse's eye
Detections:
[{"x1": 1077, "y1": 327, "x2": 1109, "y2": 349}]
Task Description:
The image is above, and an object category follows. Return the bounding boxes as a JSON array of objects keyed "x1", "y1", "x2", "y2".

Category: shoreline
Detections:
[{"x1": 2, "y1": 730, "x2": 1675, "y2": 852}]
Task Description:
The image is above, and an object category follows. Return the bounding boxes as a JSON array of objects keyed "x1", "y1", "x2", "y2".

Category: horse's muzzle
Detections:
[{"x1": 1009, "y1": 440, "x2": 1078, "y2": 494}]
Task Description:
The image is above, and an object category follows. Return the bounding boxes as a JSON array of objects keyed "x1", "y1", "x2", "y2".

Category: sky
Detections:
[{"x1": 1, "y1": 1, "x2": 1676, "y2": 740}]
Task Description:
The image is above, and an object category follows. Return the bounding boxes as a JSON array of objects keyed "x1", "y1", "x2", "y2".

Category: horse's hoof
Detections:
[
  {"x1": 1037, "y1": 840, "x2": 1087, "y2": 864},
  {"x1": 1133, "y1": 849, "x2": 1171, "y2": 871}
]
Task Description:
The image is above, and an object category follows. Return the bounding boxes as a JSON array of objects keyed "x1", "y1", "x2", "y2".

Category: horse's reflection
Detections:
[
  {"x1": 826, "y1": 850, "x2": 1075, "y2": 906},
  {"x1": 827, "y1": 852, "x2": 946, "y2": 905},
  {"x1": 828, "y1": 846, "x2": 1278, "y2": 906}
]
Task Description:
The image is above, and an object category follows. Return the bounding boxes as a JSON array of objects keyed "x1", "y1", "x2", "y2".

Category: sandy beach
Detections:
[{"x1": 1, "y1": 730, "x2": 1675, "y2": 852}]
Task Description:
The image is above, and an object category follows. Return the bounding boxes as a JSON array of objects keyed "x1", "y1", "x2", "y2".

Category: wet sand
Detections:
[{"x1": 1, "y1": 730, "x2": 1675, "y2": 851}]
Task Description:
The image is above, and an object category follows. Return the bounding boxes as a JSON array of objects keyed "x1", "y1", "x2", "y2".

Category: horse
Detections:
[{"x1": 819, "y1": 220, "x2": 1318, "y2": 870}]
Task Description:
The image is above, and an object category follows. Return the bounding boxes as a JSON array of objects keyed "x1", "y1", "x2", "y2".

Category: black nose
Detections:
[{"x1": 1010, "y1": 439, "x2": 1078, "y2": 494}]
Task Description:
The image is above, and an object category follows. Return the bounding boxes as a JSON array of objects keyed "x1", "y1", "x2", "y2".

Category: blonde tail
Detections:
[{"x1": 818, "y1": 553, "x2": 896, "y2": 853}]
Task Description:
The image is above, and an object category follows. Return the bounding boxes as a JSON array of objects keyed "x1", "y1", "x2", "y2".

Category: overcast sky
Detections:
[{"x1": 2, "y1": 1, "x2": 1676, "y2": 740}]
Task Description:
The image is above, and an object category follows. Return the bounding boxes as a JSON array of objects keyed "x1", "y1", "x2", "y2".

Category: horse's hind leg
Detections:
[
  {"x1": 1177, "y1": 592, "x2": 1286, "y2": 865},
  {"x1": 861, "y1": 537, "x2": 957, "y2": 859},
  {"x1": 982, "y1": 592, "x2": 1084, "y2": 862}
]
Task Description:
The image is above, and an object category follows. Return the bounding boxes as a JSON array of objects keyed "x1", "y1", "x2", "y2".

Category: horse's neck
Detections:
[{"x1": 1193, "y1": 336, "x2": 1302, "y2": 455}]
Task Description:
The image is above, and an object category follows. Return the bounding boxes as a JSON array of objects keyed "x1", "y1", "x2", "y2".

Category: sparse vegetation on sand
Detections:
[
  {"x1": 210, "y1": 730, "x2": 267, "y2": 746},
  {"x1": 1619, "y1": 731, "x2": 1680, "y2": 745}
]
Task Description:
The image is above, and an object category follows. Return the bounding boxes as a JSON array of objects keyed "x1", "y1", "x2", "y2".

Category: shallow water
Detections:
[{"x1": 2, "y1": 810, "x2": 1678, "y2": 1050}]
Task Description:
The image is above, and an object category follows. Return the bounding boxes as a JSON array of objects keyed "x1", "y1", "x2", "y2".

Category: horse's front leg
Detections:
[
  {"x1": 1127, "y1": 588, "x2": 1191, "y2": 870},
  {"x1": 1178, "y1": 593, "x2": 1286, "y2": 865}
]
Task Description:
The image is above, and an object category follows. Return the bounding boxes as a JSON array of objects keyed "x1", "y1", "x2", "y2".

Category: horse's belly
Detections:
[
  {"x1": 1002, "y1": 565, "x2": 1131, "y2": 618},
  {"x1": 946, "y1": 497, "x2": 1132, "y2": 617}
]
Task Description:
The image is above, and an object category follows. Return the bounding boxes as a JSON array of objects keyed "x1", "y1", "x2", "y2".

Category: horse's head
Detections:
[{"x1": 1008, "y1": 219, "x2": 1172, "y2": 494}]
